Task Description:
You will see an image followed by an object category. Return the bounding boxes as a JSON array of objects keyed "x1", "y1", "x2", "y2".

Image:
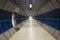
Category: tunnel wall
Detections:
[
  {"x1": 0, "y1": 9, "x2": 27, "y2": 40},
  {"x1": 34, "y1": 8, "x2": 60, "y2": 40}
]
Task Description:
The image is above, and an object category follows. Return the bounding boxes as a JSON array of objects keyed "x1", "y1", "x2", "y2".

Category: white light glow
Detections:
[
  {"x1": 30, "y1": 4, "x2": 32, "y2": 8},
  {"x1": 29, "y1": 16, "x2": 33, "y2": 38},
  {"x1": 30, "y1": 11, "x2": 32, "y2": 13},
  {"x1": 12, "y1": 14, "x2": 15, "y2": 27},
  {"x1": 29, "y1": 16, "x2": 32, "y2": 20}
]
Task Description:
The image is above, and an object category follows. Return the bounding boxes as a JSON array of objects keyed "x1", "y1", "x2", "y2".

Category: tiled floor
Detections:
[{"x1": 9, "y1": 17, "x2": 56, "y2": 40}]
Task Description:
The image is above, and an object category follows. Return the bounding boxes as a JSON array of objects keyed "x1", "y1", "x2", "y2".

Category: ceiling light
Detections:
[{"x1": 30, "y1": 4, "x2": 32, "y2": 8}]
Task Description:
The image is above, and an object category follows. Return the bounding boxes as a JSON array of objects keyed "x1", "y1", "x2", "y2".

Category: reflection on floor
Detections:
[{"x1": 9, "y1": 16, "x2": 56, "y2": 40}]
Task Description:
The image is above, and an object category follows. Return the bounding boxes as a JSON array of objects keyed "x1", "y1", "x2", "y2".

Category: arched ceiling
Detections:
[{"x1": 0, "y1": 0, "x2": 60, "y2": 17}]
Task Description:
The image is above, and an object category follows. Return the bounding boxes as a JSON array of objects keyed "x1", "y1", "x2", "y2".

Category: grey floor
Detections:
[{"x1": 9, "y1": 17, "x2": 56, "y2": 40}]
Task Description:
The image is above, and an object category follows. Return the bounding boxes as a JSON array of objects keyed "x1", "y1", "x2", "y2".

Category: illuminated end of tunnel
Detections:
[{"x1": 29, "y1": 16, "x2": 33, "y2": 19}]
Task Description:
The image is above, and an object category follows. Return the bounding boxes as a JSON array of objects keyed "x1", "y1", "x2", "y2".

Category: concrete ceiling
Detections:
[{"x1": 0, "y1": 0, "x2": 60, "y2": 17}]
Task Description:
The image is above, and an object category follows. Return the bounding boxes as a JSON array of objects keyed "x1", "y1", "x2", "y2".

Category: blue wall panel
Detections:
[
  {"x1": 0, "y1": 9, "x2": 12, "y2": 34},
  {"x1": 34, "y1": 8, "x2": 60, "y2": 31},
  {"x1": 0, "y1": 9, "x2": 12, "y2": 21},
  {"x1": 16, "y1": 13, "x2": 27, "y2": 24},
  {"x1": 0, "y1": 9, "x2": 27, "y2": 34},
  {"x1": 16, "y1": 18, "x2": 27, "y2": 24}
]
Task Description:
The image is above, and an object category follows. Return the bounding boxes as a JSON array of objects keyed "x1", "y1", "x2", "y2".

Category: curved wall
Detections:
[
  {"x1": 34, "y1": 8, "x2": 60, "y2": 40},
  {"x1": 0, "y1": 9, "x2": 27, "y2": 40}
]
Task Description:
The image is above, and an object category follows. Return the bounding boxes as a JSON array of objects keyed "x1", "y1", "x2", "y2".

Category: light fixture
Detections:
[{"x1": 30, "y1": 4, "x2": 32, "y2": 8}]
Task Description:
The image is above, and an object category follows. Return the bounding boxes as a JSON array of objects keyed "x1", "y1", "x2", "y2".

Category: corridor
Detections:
[
  {"x1": 0, "y1": 0, "x2": 60, "y2": 40},
  {"x1": 9, "y1": 16, "x2": 56, "y2": 40}
]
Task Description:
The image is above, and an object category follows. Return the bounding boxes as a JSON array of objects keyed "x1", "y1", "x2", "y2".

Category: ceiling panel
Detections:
[{"x1": 0, "y1": 0, "x2": 60, "y2": 17}]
